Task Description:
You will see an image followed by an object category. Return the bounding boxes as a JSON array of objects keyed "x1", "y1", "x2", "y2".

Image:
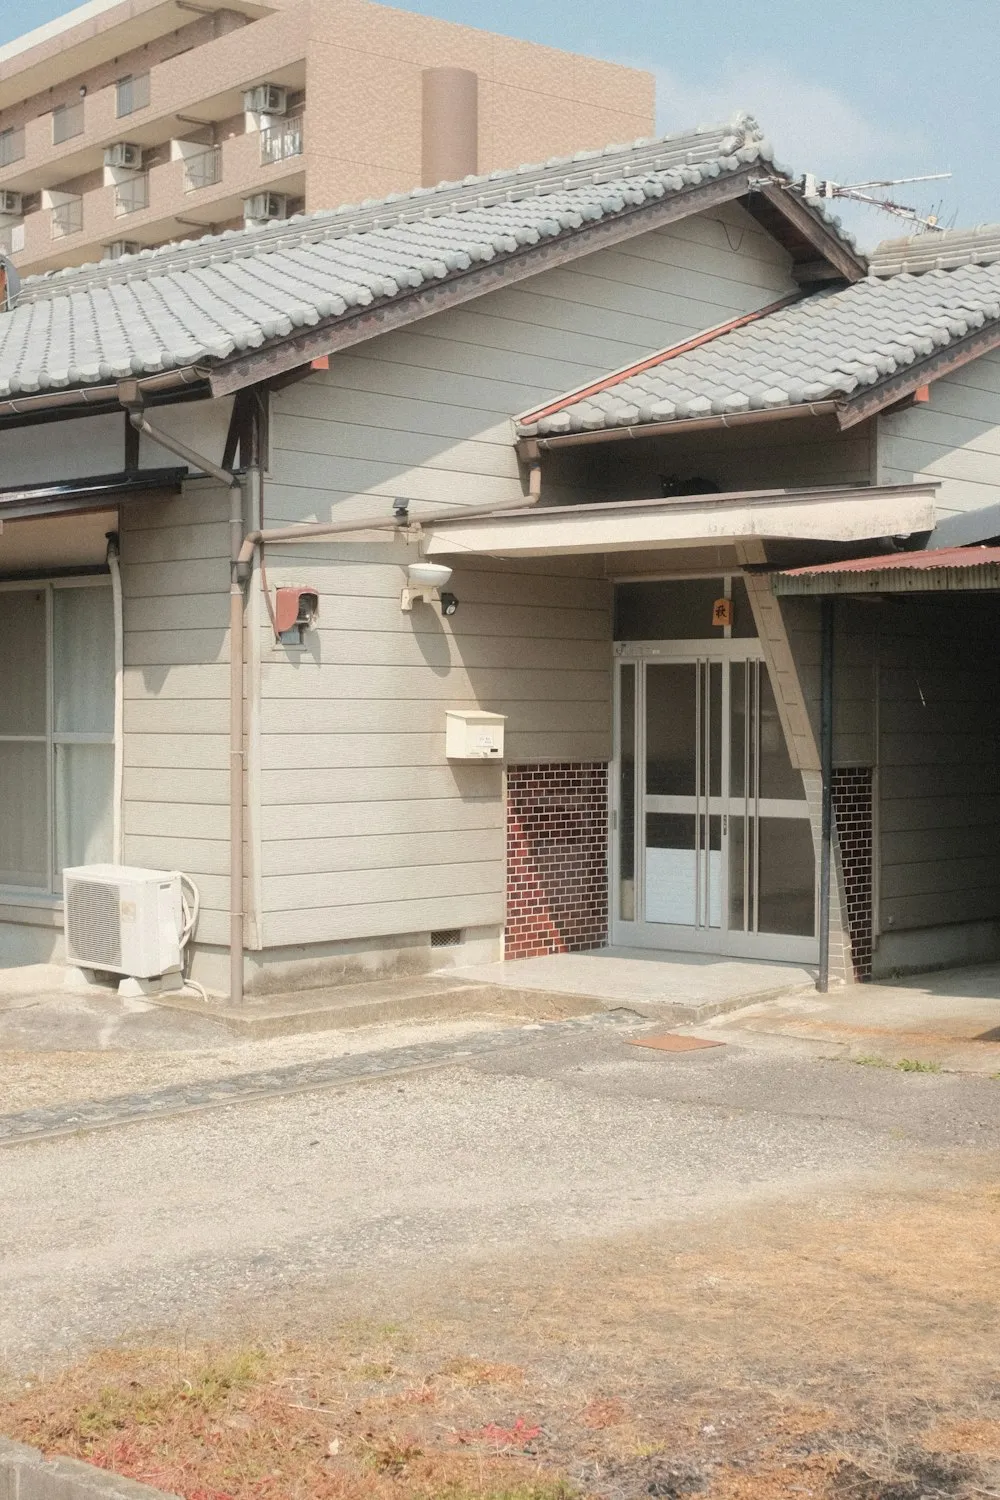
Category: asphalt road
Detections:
[{"x1": 2, "y1": 1018, "x2": 999, "y2": 1367}]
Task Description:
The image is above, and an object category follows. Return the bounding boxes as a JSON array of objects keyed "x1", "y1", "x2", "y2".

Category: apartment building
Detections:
[{"x1": 0, "y1": 0, "x2": 654, "y2": 276}]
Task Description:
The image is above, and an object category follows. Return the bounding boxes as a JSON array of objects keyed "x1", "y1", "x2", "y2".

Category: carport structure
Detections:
[{"x1": 773, "y1": 546, "x2": 1000, "y2": 987}]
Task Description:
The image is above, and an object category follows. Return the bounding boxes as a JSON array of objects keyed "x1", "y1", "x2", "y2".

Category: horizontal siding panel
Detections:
[
  {"x1": 125, "y1": 629, "x2": 229, "y2": 667},
  {"x1": 506, "y1": 731, "x2": 611, "y2": 762},
  {"x1": 260, "y1": 696, "x2": 609, "y2": 736},
  {"x1": 122, "y1": 523, "x2": 231, "y2": 564},
  {"x1": 123, "y1": 835, "x2": 230, "y2": 876},
  {"x1": 124, "y1": 595, "x2": 230, "y2": 632},
  {"x1": 261, "y1": 890, "x2": 503, "y2": 947},
  {"x1": 260, "y1": 797, "x2": 502, "y2": 841},
  {"x1": 187, "y1": 908, "x2": 229, "y2": 946},
  {"x1": 259, "y1": 597, "x2": 609, "y2": 642},
  {"x1": 122, "y1": 558, "x2": 230, "y2": 599},
  {"x1": 125, "y1": 733, "x2": 228, "y2": 769},
  {"x1": 264, "y1": 630, "x2": 609, "y2": 672},
  {"x1": 274, "y1": 416, "x2": 517, "y2": 478},
  {"x1": 261, "y1": 664, "x2": 609, "y2": 701},
  {"x1": 263, "y1": 858, "x2": 501, "y2": 913},
  {"x1": 125, "y1": 699, "x2": 230, "y2": 734},
  {"x1": 260, "y1": 763, "x2": 501, "y2": 806},
  {"x1": 276, "y1": 380, "x2": 513, "y2": 439},
  {"x1": 879, "y1": 795, "x2": 1000, "y2": 833},
  {"x1": 254, "y1": 558, "x2": 609, "y2": 610},
  {"x1": 882, "y1": 826, "x2": 1000, "y2": 865},
  {"x1": 124, "y1": 664, "x2": 229, "y2": 700},
  {"x1": 263, "y1": 828, "x2": 501, "y2": 876},
  {"x1": 882, "y1": 887, "x2": 1000, "y2": 930},
  {"x1": 124, "y1": 768, "x2": 229, "y2": 804},
  {"x1": 124, "y1": 802, "x2": 231, "y2": 840},
  {"x1": 879, "y1": 733, "x2": 999, "y2": 767},
  {"x1": 880, "y1": 855, "x2": 1000, "y2": 899},
  {"x1": 269, "y1": 449, "x2": 520, "y2": 505}
]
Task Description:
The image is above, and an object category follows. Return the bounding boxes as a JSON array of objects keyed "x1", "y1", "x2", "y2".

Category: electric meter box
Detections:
[{"x1": 445, "y1": 710, "x2": 506, "y2": 760}]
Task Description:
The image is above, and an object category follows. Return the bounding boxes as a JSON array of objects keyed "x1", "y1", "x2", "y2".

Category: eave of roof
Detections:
[{"x1": 772, "y1": 543, "x2": 1000, "y2": 596}]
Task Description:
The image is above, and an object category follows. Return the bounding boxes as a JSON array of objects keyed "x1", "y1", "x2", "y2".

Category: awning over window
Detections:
[
  {"x1": 423, "y1": 482, "x2": 937, "y2": 560},
  {"x1": 0, "y1": 468, "x2": 187, "y2": 523}
]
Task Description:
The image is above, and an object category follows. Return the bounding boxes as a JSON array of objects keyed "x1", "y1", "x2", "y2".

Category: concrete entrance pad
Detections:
[
  {"x1": 699, "y1": 962, "x2": 1000, "y2": 1073},
  {"x1": 446, "y1": 947, "x2": 817, "y2": 1023}
]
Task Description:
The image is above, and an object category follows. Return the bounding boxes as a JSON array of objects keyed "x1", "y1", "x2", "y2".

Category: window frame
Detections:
[{"x1": 0, "y1": 576, "x2": 114, "y2": 899}]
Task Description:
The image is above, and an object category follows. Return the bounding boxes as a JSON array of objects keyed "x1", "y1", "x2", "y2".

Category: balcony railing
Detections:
[
  {"x1": 0, "y1": 127, "x2": 25, "y2": 168},
  {"x1": 116, "y1": 73, "x2": 151, "y2": 118},
  {"x1": 52, "y1": 101, "x2": 85, "y2": 145},
  {"x1": 114, "y1": 175, "x2": 149, "y2": 216},
  {"x1": 260, "y1": 116, "x2": 303, "y2": 165},
  {"x1": 51, "y1": 199, "x2": 83, "y2": 239},
  {"x1": 184, "y1": 146, "x2": 222, "y2": 192}
]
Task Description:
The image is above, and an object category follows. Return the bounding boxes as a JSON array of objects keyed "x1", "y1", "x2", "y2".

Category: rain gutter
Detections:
[{"x1": 517, "y1": 401, "x2": 841, "y2": 458}]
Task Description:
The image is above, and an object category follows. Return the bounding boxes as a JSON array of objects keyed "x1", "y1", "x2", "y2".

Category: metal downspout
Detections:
[{"x1": 818, "y1": 597, "x2": 835, "y2": 993}]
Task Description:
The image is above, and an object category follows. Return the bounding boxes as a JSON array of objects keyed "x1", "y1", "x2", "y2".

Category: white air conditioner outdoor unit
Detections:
[
  {"x1": 104, "y1": 240, "x2": 141, "y2": 260},
  {"x1": 63, "y1": 864, "x2": 183, "y2": 980},
  {"x1": 244, "y1": 191, "x2": 288, "y2": 222},
  {"x1": 0, "y1": 190, "x2": 22, "y2": 216},
  {"x1": 104, "y1": 141, "x2": 143, "y2": 170},
  {"x1": 243, "y1": 84, "x2": 287, "y2": 115}
]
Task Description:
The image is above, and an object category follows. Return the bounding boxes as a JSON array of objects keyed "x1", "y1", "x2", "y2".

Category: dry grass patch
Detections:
[{"x1": 6, "y1": 1183, "x2": 1000, "y2": 1499}]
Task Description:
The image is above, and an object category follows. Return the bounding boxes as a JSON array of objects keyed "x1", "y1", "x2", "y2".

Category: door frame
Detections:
[{"x1": 610, "y1": 637, "x2": 819, "y2": 963}]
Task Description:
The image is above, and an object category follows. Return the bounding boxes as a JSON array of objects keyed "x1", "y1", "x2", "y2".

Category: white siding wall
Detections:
[
  {"x1": 120, "y1": 480, "x2": 233, "y2": 948},
  {"x1": 878, "y1": 353, "x2": 1000, "y2": 523},
  {"x1": 261, "y1": 206, "x2": 800, "y2": 948}
]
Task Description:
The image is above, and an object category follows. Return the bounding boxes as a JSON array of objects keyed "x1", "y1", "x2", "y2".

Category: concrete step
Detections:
[{"x1": 153, "y1": 972, "x2": 606, "y2": 1039}]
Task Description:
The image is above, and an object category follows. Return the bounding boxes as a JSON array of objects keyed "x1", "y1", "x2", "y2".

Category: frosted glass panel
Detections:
[
  {"x1": 53, "y1": 586, "x2": 114, "y2": 734},
  {"x1": 0, "y1": 742, "x2": 47, "y2": 887},
  {"x1": 0, "y1": 590, "x2": 46, "y2": 734},
  {"x1": 55, "y1": 742, "x2": 113, "y2": 874}
]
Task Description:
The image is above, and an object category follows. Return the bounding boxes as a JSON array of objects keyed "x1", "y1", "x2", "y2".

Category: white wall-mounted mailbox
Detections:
[{"x1": 446, "y1": 709, "x2": 506, "y2": 760}]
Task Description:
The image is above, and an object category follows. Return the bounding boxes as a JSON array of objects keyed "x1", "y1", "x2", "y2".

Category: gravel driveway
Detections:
[{"x1": 2, "y1": 1019, "x2": 999, "y2": 1367}]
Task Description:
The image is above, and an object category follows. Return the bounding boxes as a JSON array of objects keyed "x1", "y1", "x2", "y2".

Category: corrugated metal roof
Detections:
[
  {"x1": 517, "y1": 263, "x2": 1000, "y2": 438},
  {"x1": 0, "y1": 116, "x2": 857, "y2": 402},
  {"x1": 772, "y1": 544, "x2": 1000, "y2": 596}
]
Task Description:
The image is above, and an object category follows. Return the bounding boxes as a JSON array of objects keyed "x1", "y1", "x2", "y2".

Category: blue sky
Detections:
[{"x1": 1, "y1": 0, "x2": 989, "y2": 247}]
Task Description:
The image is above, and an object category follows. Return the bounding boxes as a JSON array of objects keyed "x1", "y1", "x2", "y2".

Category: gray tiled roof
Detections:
[
  {"x1": 0, "y1": 117, "x2": 854, "y2": 398},
  {"x1": 517, "y1": 263, "x2": 1000, "y2": 437},
  {"x1": 870, "y1": 223, "x2": 1000, "y2": 277}
]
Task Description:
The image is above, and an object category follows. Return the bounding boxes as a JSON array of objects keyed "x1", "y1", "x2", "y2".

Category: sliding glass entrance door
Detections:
[{"x1": 613, "y1": 642, "x2": 818, "y2": 962}]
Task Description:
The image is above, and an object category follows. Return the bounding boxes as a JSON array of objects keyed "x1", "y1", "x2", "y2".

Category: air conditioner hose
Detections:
[{"x1": 174, "y1": 871, "x2": 208, "y2": 1002}]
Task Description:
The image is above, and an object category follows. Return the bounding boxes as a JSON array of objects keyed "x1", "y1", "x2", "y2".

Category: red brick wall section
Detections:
[
  {"x1": 832, "y1": 767, "x2": 874, "y2": 981},
  {"x1": 505, "y1": 763, "x2": 608, "y2": 960}
]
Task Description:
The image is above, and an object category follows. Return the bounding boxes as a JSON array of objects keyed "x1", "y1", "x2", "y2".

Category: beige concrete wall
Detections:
[{"x1": 305, "y1": 0, "x2": 654, "y2": 208}]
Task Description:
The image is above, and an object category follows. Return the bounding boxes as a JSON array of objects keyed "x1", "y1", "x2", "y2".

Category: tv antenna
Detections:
[{"x1": 801, "y1": 172, "x2": 953, "y2": 232}]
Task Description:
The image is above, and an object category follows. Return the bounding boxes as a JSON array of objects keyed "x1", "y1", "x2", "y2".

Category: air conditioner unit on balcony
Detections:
[
  {"x1": 104, "y1": 240, "x2": 141, "y2": 260},
  {"x1": 0, "y1": 191, "x2": 22, "y2": 216},
  {"x1": 243, "y1": 84, "x2": 287, "y2": 115},
  {"x1": 104, "y1": 141, "x2": 143, "y2": 170},
  {"x1": 244, "y1": 192, "x2": 289, "y2": 222},
  {"x1": 63, "y1": 865, "x2": 183, "y2": 980}
]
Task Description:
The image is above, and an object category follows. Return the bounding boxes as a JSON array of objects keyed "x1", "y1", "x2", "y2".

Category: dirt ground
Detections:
[{"x1": 5, "y1": 1176, "x2": 1000, "y2": 1500}]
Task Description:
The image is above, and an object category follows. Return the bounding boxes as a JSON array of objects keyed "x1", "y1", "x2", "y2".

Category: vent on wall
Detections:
[{"x1": 430, "y1": 928, "x2": 462, "y2": 948}]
